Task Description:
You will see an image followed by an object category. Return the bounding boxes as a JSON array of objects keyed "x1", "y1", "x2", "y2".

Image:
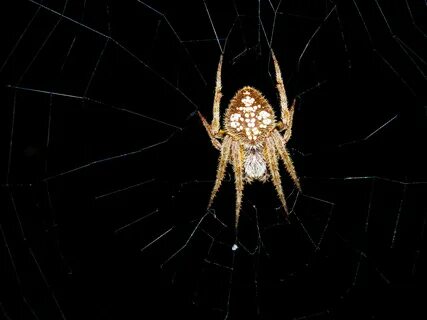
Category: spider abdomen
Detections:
[{"x1": 225, "y1": 86, "x2": 276, "y2": 145}]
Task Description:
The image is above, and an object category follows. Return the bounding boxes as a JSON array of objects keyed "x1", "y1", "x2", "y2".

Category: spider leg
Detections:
[
  {"x1": 198, "y1": 54, "x2": 224, "y2": 150},
  {"x1": 271, "y1": 50, "x2": 291, "y2": 128},
  {"x1": 208, "y1": 136, "x2": 233, "y2": 209},
  {"x1": 198, "y1": 111, "x2": 222, "y2": 151},
  {"x1": 231, "y1": 141, "x2": 244, "y2": 227},
  {"x1": 265, "y1": 137, "x2": 289, "y2": 215},
  {"x1": 272, "y1": 131, "x2": 301, "y2": 191},
  {"x1": 271, "y1": 52, "x2": 299, "y2": 190},
  {"x1": 211, "y1": 54, "x2": 224, "y2": 135},
  {"x1": 281, "y1": 99, "x2": 296, "y2": 143}
]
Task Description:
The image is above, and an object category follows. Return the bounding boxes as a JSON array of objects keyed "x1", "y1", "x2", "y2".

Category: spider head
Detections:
[{"x1": 224, "y1": 86, "x2": 276, "y2": 145}]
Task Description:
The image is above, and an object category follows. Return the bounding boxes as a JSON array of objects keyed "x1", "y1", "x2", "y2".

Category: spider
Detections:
[{"x1": 198, "y1": 50, "x2": 301, "y2": 227}]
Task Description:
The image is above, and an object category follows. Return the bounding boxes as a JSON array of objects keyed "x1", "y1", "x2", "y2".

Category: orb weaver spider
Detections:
[{"x1": 198, "y1": 50, "x2": 301, "y2": 227}]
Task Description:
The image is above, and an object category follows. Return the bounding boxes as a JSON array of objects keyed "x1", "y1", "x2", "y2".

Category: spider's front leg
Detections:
[
  {"x1": 231, "y1": 141, "x2": 244, "y2": 227},
  {"x1": 272, "y1": 130, "x2": 301, "y2": 191}
]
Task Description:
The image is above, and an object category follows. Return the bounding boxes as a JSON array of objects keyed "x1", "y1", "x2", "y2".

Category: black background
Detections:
[{"x1": 1, "y1": 1, "x2": 426, "y2": 319}]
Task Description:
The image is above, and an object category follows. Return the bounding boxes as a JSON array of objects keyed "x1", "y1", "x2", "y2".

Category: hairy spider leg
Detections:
[
  {"x1": 271, "y1": 51, "x2": 292, "y2": 130},
  {"x1": 198, "y1": 111, "x2": 221, "y2": 150},
  {"x1": 211, "y1": 54, "x2": 224, "y2": 135},
  {"x1": 272, "y1": 130, "x2": 301, "y2": 190},
  {"x1": 271, "y1": 51, "x2": 301, "y2": 191},
  {"x1": 197, "y1": 54, "x2": 224, "y2": 150},
  {"x1": 231, "y1": 141, "x2": 244, "y2": 227},
  {"x1": 207, "y1": 136, "x2": 233, "y2": 209},
  {"x1": 282, "y1": 100, "x2": 295, "y2": 142},
  {"x1": 265, "y1": 137, "x2": 289, "y2": 214}
]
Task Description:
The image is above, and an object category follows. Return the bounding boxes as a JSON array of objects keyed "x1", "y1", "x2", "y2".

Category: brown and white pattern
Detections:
[{"x1": 198, "y1": 51, "x2": 301, "y2": 227}]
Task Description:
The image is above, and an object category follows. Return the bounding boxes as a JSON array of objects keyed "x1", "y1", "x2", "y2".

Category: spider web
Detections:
[{"x1": 1, "y1": 0, "x2": 426, "y2": 319}]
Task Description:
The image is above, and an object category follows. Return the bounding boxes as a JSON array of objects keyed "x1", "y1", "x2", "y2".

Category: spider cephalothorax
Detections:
[{"x1": 198, "y1": 51, "x2": 301, "y2": 227}]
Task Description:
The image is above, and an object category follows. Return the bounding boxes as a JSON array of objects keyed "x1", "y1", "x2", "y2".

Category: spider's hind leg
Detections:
[
  {"x1": 276, "y1": 99, "x2": 296, "y2": 143},
  {"x1": 198, "y1": 111, "x2": 222, "y2": 151}
]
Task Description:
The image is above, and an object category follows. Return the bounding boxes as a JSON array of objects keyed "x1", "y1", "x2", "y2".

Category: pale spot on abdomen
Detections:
[{"x1": 225, "y1": 86, "x2": 276, "y2": 144}]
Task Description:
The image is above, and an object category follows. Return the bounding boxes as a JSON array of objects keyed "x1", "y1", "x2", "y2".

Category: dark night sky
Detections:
[{"x1": 1, "y1": 1, "x2": 426, "y2": 319}]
